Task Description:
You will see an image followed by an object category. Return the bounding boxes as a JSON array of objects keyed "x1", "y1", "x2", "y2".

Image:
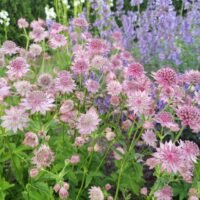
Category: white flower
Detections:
[
  {"x1": 45, "y1": 5, "x2": 56, "y2": 20},
  {"x1": 0, "y1": 10, "x2": 10, "y2": 26}
]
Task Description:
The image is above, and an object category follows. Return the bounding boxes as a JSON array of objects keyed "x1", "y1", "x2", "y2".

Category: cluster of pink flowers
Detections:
[{"x1": 0, "y1": 16, "x2": 199, "y2": 199}]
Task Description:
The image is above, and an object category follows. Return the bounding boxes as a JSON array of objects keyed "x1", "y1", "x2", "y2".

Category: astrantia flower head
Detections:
[
  {"x1": 128, "y1": 91, "x2": 152, "y2": 115},
  {"x1": 17, "y1": 18, "x2": 29, "y2": 29},
  {"x1": 29, "y1": 44, "x2": 42, "y2": 57},
  {"x1": 1, "y1": 106, "x2": 29, "y2": 133},
  {"x1": 154, "y1": 185, "x2": 173, "y2": 200},
  {"x1": 153, "y1": 67, "x2": 177, "y2": 87},
  {"x1": 48, "y1": 34, "x2": 67, "y2": 49},
  {"x1": 88, "y1": 38, "x2": 109, "y2": 55},
  {"x1": 14, "y1": 80, "x2": 32, "y2": 96},
  {"x1": 128, "y1": 62, "x2": 144, "y2": 78},
  {"x1": 7, "y1": 57, "x2": 29, "y2": 80},
  {"x1": 179, "y1": 140, "x2": 200, "y2": 163},
  {"x1": 72, "y1": 17, "x2": 89, "y2": 28},
  {"x1": 30, "y1": 27, "x2": 48, "y2": 42},
  {"x1": 2, "y1": 40, "x2": 18, "y2": 55},
  {"x1": 32, "y1": 144, "x2": 54, "y2": 168},
  {"x1": 184, "y1": 70, "x2": 200, "y2": 85},
  {"x1": 177, "y1": 105, "x2": 200, "y2": 133},
  {"x1": 0, "y1": 78, "x2": 10, "y2": 101},
  {"x1": 154, "y1": 111, "x2": 174, "y2": 126},
  {"x1": 21, "y1": 90, "x2": 54, "y2": 115},
  {"x1": 85, "y1": 79, "x2": 100, "y2": 93},
  {"x1": 153, "y1": 141, "x2": 183, "y2": 173},
  {"x1": 142, "y1": 130, "x2": 157, "y2": 147},
  {"x1": 77, "y1": 107, "x2": 100, "y2": 135},
  {"x1": 38, "y1": 73, "x2": 53, "y2": 88},
  {"x1": 72, "y1": 59, "x2": 89, "y2": 75},
  {"x1": 88, "y1": 186, "x2": 104, "y2": 200},
  {"x1": 107, "y1": 80, "x2": 122, "y2": 96},
  {"x1": 23, "y1": 132, "x2": 38, "y2": 147},
  {"x1": 55, "y1": 71, "x2": 75, "y2": 94}
]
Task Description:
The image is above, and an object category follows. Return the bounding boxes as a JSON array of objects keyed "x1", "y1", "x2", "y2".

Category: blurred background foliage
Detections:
[{"x1": 0, "y1": 0, "x2": 183, "y2": 44}]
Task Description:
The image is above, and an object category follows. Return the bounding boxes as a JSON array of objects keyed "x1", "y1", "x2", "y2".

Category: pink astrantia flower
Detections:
[
  {"x1": 72, "y1": 59, "x2": 89, "y2": 74},
  {"x1": 151, "y1": 141, "x2": 184, "y2": 173},
  {"x1": 14, "y1": 80, "x2": 32, "y2": 96},
  {"x1": 50, "y1": 22, "x2": 67, "y2": 34},
  {"x1": 30, "y1": 27, "x2": 48, "y2": 42},
  {"x1": 128, "y1": 91, "x2": 152, "y2": 115},
  {"x1": 77, "y1": 107, "x2": 100, "y2": 135},
  {"x1": 88, "y1": 38, "x2": 109, "y2": 55},
  {"x1": 21, "y1": 90, "x2": 54, "y2": 115},
  {"x1": 142, "y1": 130, "x2": 157, "y2": 147},
  {"x1": 0, "y1": 78, "x2": 10, "y2": 101},
  {"x1": 179, "y1": 140, "x2": 200, "y2": 163},
  {"x1": 1, "y1": 106, "x2": 29, "y2": 133},
  {"x1": 17, "y1": 18, "x2": 29, "y2": 29},
  {"x1": 2, "y1": 40, "x2": 18, "y2": 55},
  {"x1": 29, "y1": 44, "x2": 42, "y2": 57},
  {"x1": 72, "y1": 17, "x2": 89, "y2": 28},
  {"x1": 38, "y1": 73, "x2": 53, "y2": 89},
  {"x1": 88, "y1": 186, "x2": 104, "y2": 200},
  {"x1": 177, "y1": 105, "x2": 200, "y2": 133},
  {"x1": 107, "y1": 80, "x2": 122, "y2": 96},
  {"x1": 48, "y1": 34, "x2": 67, "y2": 49},
  {"x1": 7, "y1": 57, "x2": 29, "y2": 80},
  {"x1": 55, "y1": 71, "x2": 75, "y2": 94},
  {"x1": 23, "y1": 132, "x2": 38, "y2": 147},
  {"x1": 32, "y1": 144, "x2": 54, "y2": 168},
  {"x1": 184, "y1": 70, "x2": 200, "y2": 85},
  {"x1": 127, "y1": 62, "x2": 144, "y2": 78},
  {"x1": 153, "y1": 67, "x2": 177, "y2": 87},
  {"x1": 85, "y1": 79, "x2": 100, "y2": 93},
  {"x1": 154, "y1": 185, "x2": 173, "y2": 200}
]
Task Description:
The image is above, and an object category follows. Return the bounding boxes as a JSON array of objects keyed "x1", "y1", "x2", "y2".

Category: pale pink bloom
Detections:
[
  {"x1": 55, "y1": 71, "x2": 75, "y2": 94},
  {"x1": 88, "y1": 186, "x2": 104, "y2": 200},
  {"x1": 2, "y1": 40, "x2": 18, "y2": 55},
  {"x1": 77, "y1": 107, "x2": 100, "y2": 135},
  {"x1": 128, "y1": 91, "x2": 152, "y2": 114},
  {"x1": 72, "y1": 17, "x2": 89, "y2": 28},
  {"x1": 140, "y1": 187, "x2": 148, "y2": 196},
  {"x1": 21, "y1": 90, "x2": 54, "y2": 115},
  {"x1": 189, "y1": 188, "x2": 198, "y2": 196},
  {"x1": 184, "y1": 70, "x2": 200, "y2": 85},
  {"x1": 32, "y1": 144, "x2": 54, "y2": 168},
  {"x1": 50, "y1": 22, "x2": 67, "y2": 34},
  {"x1": 113, "y1": 147, "x2": 125, "y2": 160},
  {"x1": 177, "y1": 105, "x2": 200, "y2": 133},
  {"x1": 38, "y1": 73, "x2": 53, "y2": 88},
  {"x1": 154, "y1": 111, "x2": 174, "y2": 126},
  {"x1": 17, "y1": 18, "x2": 29, "y2": 29},
  {"x1": 145, "y1": 158, "x2": 159, "y2": 169},
  {"x1": 14, "y1": 80, "x2": 32, "y2": 96},
  {"x1": 69, "y1": 155, "x2": 80, "y2": 164},
  {"x1": 49, "y1": 34, "x2": 67, "y2": 49},
  {"x1": 72, "y1": 59, "x2": 89, "y2": 74},
  {"x1": 107, "y1": 80, "x2": 122, "y2": 96},
  {"x1": 91, "y1": 55, "x2": 108, "y2": 69},
  {"x1": 153, "y1": 141, "x2": 183, "y2": 173},
  {"x1": 29, "y1": 44, "x2": 42, "y2": 57},
  {"x1": 7, "y1": 57, "x2": 29, "y2": 80},
  {"x1": 105, "y1": 131, "x2": 116, "y2": 141},
  {"x1": 59, "y1": 187, "x2": 69, "y2": 200},
  {"x1": 188, "y1": 196, "x2": 199, "y2": 200},
  {"x1": 154, "y1": 185, "x2": 173, "y2": 200},
  {"x1": 74, "y1": 136, "x2": 88, "y2": 147},
  {"x1": 111, "y1": 31, "x2": 122, "y2": 41},
  {"x1": 179, "y1": 162, "x2": 193, "y2": 183},
  {"x1": 153, "y1": 67, "x2": 177, "y2": 87},
  {"x1": 30, "y1": 19, "x2": 45, "y2": 29},
  {"x1": 105, "y1": 72, "x2": 116, "y2": 83},
  {"x1": 1, "y1": 106, "x2": 29, "y2": 133},
  {"x1": 104, "y1": 184, "x2": 111, "y2": 191},
  {"x1": 60, "y1": 100, "x2": 74, "y2": 114},
  {"x1": 110, "y1": 96, "x2": 120, "y2": 106},
  {"x1": 30, "y1": 27, "x2": 48, "y2": 42},
  {"x1": 0, "y1": 78, "x2": 10, "y2": 101},
  {"x1": 122, "y1": 120, "x2": 132, "y2": 130},
  {"x1": 23, "y1": 132, "x2": 38, "y2": 147},
  {"x1": 128, "y1": 62, "x2": 144, "y2": 78},
  {"x1": 88, "y1": 38, "x2": 109, "y2": 55},
  {"x1": 29, "y1": 168, "x2": 39, "y2": 177},
  {"x1": 142, "y1": 130, "x2": 157, "y2": 147},
  {"x1": 85, "y1": 79, "x2": 99, "y2": 93},
  {"x1": 143, "y1": 121, "x2": 154, "y2": 129},
  {"x1": 111, "y1": 56, "x2": 122, "y2": 70},
  {"x1": 179, "y1": 140, "x2": 200, "y2": 163}
]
